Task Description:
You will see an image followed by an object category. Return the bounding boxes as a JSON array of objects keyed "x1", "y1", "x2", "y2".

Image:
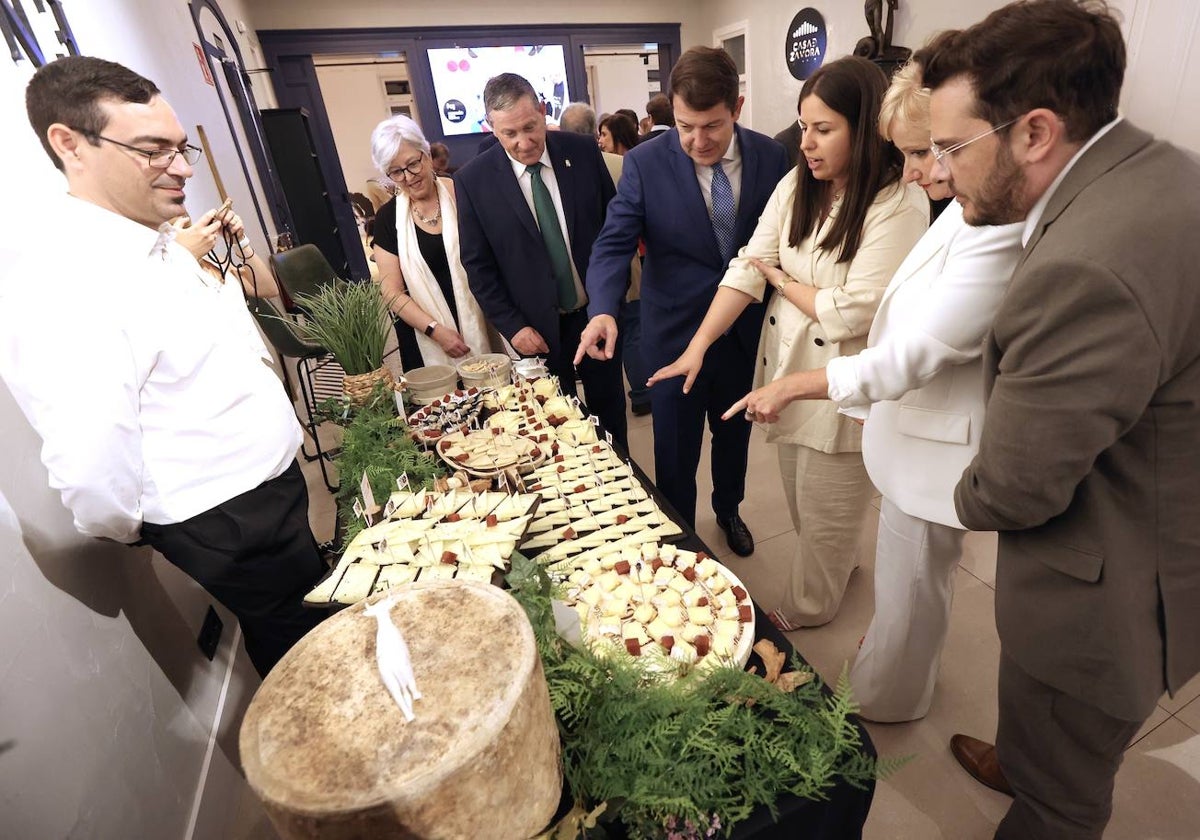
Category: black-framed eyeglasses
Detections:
[
  {"x1": 387, "y1": 153, "x2": 426, "y2": 181},
  {"x1": 930, "y1": 116, "x2": 1020, "y2": 171},
  {"x1": 85, "y1": 132, "x2": 203, "y2": 169}
]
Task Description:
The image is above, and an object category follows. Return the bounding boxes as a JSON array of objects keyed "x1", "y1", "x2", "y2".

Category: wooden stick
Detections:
[{"x1": 194, "y1": 123, "x2": 228, "y2": 202}]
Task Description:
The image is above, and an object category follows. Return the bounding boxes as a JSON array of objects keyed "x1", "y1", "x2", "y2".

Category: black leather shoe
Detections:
[{"x1": 716, "y1": 513, "x2": 754, "y2": 557}]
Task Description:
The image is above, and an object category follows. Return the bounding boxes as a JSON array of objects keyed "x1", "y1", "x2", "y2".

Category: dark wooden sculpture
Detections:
[{"x1": 855, "y1": 0, "x2": 912, "y2": 75}]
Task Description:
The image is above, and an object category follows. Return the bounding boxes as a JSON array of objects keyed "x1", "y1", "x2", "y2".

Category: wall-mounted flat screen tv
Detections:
[{"x1": 427, "y1": 45, "x2": 571, "y2": 136}]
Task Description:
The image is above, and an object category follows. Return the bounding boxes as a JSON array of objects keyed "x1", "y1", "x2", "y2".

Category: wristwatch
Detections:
[
  {"x1": 775, "y1": 274, "x2": 796, "y2": 293},
  {"x1": 424, "y1": 320, "x2": 438, "y2": 337}
]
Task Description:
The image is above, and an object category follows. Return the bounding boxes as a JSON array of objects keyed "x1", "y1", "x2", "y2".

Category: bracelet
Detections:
[{"x1": 238, "y1": 235, "x2": 251, "y2": 250}]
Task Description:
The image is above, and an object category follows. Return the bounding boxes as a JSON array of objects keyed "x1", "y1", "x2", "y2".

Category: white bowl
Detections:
[
  {"x1": 457, "y1": 353, "x2": 512, "y2": 389},
  {"x1": 403, "y1": 364, "x2": 458, "y2": 405}
]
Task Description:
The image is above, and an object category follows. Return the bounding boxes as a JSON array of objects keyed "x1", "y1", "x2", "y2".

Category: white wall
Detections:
[
  {"x1": 315, "y1": 60, "x2": 408, "y2": 193},
  {"x1": 700, "y1": 0, "x2": 1005, "y2": 135},
  {"x1": 0, "y1": 1, "x2": 277, "y2": 838},
  {"x1": 588, "y1": 53, "x2": 656, "y2": 120},
  {"x1": 1118, "y1": 0, "x2": 1200, "y2": 151},
  {"x1": 246, "y1": 0, "x2": 709, "y2": 56},
  {"x1": 701, "y1": 0, "x2": 1197, "y2": 152}
]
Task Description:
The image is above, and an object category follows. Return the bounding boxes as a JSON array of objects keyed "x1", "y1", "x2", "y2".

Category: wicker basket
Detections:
[{"x1": 342, "y1": 366, "x2": 399, "y2": 406}]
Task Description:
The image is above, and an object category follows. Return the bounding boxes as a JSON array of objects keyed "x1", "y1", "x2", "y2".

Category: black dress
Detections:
[{"x1": 373, "y1": 197, "x2": 461, "y2": 369}]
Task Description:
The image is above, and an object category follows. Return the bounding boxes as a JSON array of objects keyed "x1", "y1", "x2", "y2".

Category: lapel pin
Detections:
[{"x1": 565, "y1": 159, "x2": 572, "y2": 167}]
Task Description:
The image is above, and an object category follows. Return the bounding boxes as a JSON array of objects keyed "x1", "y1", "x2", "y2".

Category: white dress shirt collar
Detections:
[
  {"x1": 1022, "y1": 117, "x2": 1121, "y2": 247},
  {"x1": 508, "y1": 145, "x2": 552, "y2": 179}
]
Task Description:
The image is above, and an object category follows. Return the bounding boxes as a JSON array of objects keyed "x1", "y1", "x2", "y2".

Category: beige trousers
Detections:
[
  {"x1": 774, "y1": 444, "x2": 873, "y2": 626},
  {"x1": 850, "y1": 497, "x2": 964, "y2": 722}
]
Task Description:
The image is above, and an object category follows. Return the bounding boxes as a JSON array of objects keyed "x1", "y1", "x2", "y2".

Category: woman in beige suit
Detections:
[
  {"x1": 651, "y1": 56, "x2": 927, "y2": 629},
  {"x1": 726, "y1": 62, "x2": 1024, "y2": 721}
]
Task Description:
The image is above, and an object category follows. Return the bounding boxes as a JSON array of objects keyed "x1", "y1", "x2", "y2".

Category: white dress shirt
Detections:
[
  {"x1": 507, "y1": 147, "x2": 588, "y2": 308},
  {"x1": 694, "y1": 133, "x2": 743, "y2": 216},
  {"x1": 0, "y1": 195, "x2": 302, "y2": 543}
]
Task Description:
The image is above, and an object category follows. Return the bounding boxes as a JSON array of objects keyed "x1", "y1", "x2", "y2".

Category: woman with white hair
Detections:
[{"x1": 370, "y1": 115, "x2": 500, "y2": 366}]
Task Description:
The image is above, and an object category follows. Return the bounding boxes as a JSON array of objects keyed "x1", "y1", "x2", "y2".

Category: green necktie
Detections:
[{"x1": 526, "y1": 162, "x2": 578, "y2": 311}]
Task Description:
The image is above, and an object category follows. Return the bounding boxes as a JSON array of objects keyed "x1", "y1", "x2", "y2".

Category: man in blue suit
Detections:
[
  {"x1": 456, "y1": 73, "x2": 627, "y2": 449},
  {"x1": 576, "y1": 47, "x2": 789, "y2": 554}
]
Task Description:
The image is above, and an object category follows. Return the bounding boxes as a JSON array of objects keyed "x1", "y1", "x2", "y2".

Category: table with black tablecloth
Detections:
[
  {"x1": 330, "y1": 401, "x2": 876, "y2": 838},
  {"x1": 579, "y1": 446, "x2": 877, "y2": 840}
]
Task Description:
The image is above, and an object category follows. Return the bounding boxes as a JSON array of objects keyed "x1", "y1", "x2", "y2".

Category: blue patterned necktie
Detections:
[{"x1": 710, "y1": 160, "x2": 736, "y2": 263}]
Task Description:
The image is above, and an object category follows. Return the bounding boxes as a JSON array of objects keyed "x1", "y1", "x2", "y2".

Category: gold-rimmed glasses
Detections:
[{"x1": 930, "y1": 116, "x2": 1020, "y2": 170}]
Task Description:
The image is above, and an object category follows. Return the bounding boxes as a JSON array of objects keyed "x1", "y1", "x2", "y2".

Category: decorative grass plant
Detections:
[
  {"x1": 291, "y1": 281, "x2": 393, "y2": 376},
  {"x1": 507, "y1": 554, "x2": 896, "y2": 839}
]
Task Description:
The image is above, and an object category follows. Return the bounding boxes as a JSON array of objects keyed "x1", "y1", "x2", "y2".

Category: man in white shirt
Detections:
[
  {"x1": 917, "y1": 2, "x2": 1200, "y2": 837},
  {"x1": 2, "y1": 56, "x2": 325, "y2": 677}
]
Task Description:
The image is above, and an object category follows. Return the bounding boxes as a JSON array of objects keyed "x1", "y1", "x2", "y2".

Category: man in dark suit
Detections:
[
  {"x1": 456, "y1": 73, "x2": 627, "y2": 450},
  {"x1": 642, "y1": 93, "x2": 673, "y2": 142},
  {"x1": 772, "y1": 92, "x2": 802, "y2": 169},
  {"x1": 918, "y1": 2, "x2": 1200, "y2": 837},
  {"x1": 576, "y1": 47, "x2": 789, "y2": 554}
]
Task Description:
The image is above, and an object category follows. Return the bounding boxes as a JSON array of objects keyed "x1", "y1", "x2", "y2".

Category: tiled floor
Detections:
[{"x1": 295, "y1": 397, "x2": 1200, "y2": 839}]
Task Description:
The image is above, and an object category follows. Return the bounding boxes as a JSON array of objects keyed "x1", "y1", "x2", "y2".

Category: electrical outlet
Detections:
[{"x1": 198, "y1": 606, "x2": 223, "y2": 661}]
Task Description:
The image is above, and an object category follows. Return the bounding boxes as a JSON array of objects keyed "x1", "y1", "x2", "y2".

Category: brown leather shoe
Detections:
[{"x1": 950, "y1": 734, "x2": 1014, "y2": 796}]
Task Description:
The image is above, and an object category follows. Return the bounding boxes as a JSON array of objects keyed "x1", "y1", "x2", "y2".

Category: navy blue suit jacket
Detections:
[
  {"x1": 455, "y1": 131, "x2": 616, "y2": 359},
  {"x1": 586, "y1": 124, "x2": 789, "y2": 370}
]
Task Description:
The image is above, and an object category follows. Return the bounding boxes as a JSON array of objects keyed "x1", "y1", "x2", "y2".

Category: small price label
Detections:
[{"x1": 360, "y1": 471, "x2": 377, "y2": 512}]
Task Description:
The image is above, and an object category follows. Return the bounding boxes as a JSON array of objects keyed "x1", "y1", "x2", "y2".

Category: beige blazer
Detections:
[
  {"x1": 828, "y1": 201, "x2": 1024, "y2": 527},
  {"x1": 954, "y1": 121, "x2": 1200, "y2": 721},
  {"x1": 721, "y1": 168, "x2": 927, "y2": 448}
]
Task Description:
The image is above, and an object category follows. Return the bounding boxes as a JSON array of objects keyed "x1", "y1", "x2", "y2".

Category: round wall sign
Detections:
[{"x1": 785, "y1": 8, "x2": 827, "y2": 80}]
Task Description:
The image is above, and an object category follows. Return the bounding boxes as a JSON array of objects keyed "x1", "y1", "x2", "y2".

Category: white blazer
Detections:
[{"x1": 825, "y1": 201, "x2": 1024, "y2": 528}]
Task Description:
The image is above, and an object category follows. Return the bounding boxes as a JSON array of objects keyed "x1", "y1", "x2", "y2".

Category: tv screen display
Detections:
[{"x1": 427, "y1": 45, "x2": 571, "y2": 137}]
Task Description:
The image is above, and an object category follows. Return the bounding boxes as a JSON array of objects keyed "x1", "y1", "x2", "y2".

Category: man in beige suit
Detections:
[{"x1": 917, "y1": 2, "x2": 1200, "y2": 838}]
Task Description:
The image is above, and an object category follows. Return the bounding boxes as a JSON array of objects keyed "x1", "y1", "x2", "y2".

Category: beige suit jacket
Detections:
[
  {"x1": 954, "y1": 121, "x2": 1200, "y2": 721},
  {"x1": 721, "y1": 169, "x2": 928, "y2": 448}
]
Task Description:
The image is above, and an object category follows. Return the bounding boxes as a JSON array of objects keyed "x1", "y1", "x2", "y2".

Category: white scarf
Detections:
[{"x1": 395, "y1": 179, "x2": 496, "y2": 367}]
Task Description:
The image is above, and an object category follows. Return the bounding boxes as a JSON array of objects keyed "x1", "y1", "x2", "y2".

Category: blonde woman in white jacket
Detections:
[{"x1": 726, "y1": 61, "x2": 1024, "y2": 722}]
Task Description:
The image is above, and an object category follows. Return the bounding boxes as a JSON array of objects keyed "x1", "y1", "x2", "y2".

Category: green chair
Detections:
[
  {"x1": 248, "y1": 296, "x2": 340, "y2": 493},
  {"x1": 269, "y1": 244, "x2": 339, "y2": 310}
]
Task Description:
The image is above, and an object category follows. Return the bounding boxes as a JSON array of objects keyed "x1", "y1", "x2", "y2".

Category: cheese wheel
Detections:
[{"x1": 240, "y1": 581, "x2": 562, "y2": 840}]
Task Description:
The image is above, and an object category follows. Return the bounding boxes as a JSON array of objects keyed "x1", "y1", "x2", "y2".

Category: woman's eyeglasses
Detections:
[{"x1": 387, "y1": 154, "x2": 426, "y2": 181}]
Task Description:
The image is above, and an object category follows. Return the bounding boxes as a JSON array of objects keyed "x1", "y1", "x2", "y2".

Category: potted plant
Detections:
[{"x1": 290, "y1": 281, "x2": 397, "y2": 405}]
